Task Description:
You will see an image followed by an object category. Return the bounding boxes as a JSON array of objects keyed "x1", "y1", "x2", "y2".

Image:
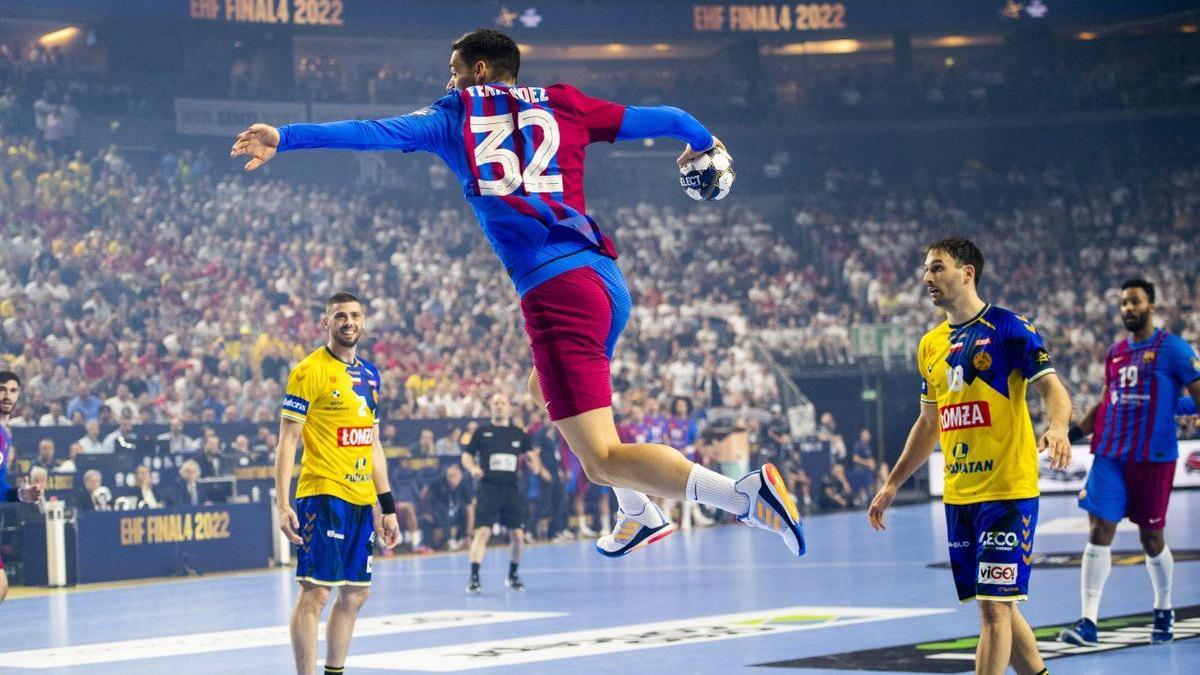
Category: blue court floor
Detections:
[{"x1": 1, "y1": 491, "x2": 1197, "y2": 674}]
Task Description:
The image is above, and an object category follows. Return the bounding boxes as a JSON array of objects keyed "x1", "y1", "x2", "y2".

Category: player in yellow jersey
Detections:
[
  {"x1": 274, "y1": 292, "x2": 400, "y2": 675},
  {"x1": 868, "y1": 237, "x2": 1072, "y2": 675}
]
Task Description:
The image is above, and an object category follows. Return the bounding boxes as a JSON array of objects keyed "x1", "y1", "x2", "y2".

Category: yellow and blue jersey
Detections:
[
  {"x1": 918, "y1": 304, "x2": 1055, "y2": 505},
  {"x1": 281, "y1": 347, "x2": 382, "y2": 506}
]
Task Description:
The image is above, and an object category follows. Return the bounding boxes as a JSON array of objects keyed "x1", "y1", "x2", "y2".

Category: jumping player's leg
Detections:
[
  {"x1": 552, "y1": 405, "x2": 693, "y2": 499},
  {"x1": 531, "y1": 369, "x2": 739, "y2": 507},
  {"x1": 527, "y1": 370, "x2": 660, "y2": 520},
  {"x1": 0, "y1": 566, "x2": 8, "y2": 605},
  {"x1": 290, "y1": 581, "x2": 331, "y2": 675},
  {"x1": 523, "y1": 264, "x2": 803, "y2": 556},
  {"x1": 325, "y1": 585, "x2": 370, "y2": 671}
]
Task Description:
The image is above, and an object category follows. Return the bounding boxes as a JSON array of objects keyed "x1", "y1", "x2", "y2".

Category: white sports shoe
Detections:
[
  {"x1": 735, "y1": 463, "x2": 806, "y2": 558},
  {"x1": 596, "y1": 502, "x2": 675, "y2": 558}
]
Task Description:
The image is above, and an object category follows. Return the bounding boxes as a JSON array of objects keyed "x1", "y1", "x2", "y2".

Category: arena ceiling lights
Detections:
[{"x1": 520, "y1": 42, "x2": 718, "y2": 61}]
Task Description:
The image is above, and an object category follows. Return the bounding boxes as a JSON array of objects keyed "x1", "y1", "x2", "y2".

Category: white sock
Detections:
[
  {"x1": 614, "y1": 485, "x2": 662, "y2": 523},
  {"x1": 401, "y1": 531, "x2": 411, "y2": 545},
  {"x1": 1081, "y1": 543, "x2": 1111, "y2": 622},
  {"x1": 1146, "y1": 546, "x2": 1174, "y2": 610},
  {"x1": 685, "y1": 464, "x2": 750, "y2": 516},
  {"x1": 410, "y1": 530, "x2": 421, "y2": 548}
]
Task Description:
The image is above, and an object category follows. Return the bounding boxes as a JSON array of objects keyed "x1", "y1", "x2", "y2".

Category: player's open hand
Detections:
[
  {"x1": 17, "y1": 483, "x2": 42, "y2": 503},
  {"x1": 1039, "y1": 427, "x2": 1072, "y2": 471},
  {"x1": 677, "y1": 136, "x2": 728, "y2": 169},
  {"x1": 230, "y1": 123, "x2": 280, "y2": 171},
  {"x1": 867, "y1": 482, "x2": 896, "y2": 531},
  {"x1": 277, "y1": 502, "x2": 303, "y2": 545},
  {"x1": 377, "y1": 513, "x2": 401, "y2": 549}
]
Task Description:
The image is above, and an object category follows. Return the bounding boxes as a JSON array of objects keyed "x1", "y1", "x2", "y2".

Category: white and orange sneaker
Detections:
[
  {"x1": 735, "y1": 463, "x2": 806, "y2": 557},
  {"x1": 596, "y1": 502, "x2": 675, "y2": 558}
]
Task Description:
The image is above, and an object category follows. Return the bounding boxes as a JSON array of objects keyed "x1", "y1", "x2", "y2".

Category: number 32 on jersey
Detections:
[{"x1": 470, "y1": 109, "x2": 562, "y2": 196}]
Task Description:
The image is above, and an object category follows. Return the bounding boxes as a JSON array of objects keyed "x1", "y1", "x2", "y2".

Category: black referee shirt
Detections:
[{"x1": 466, "y1": 423, "x2": 531, "y2": 487}]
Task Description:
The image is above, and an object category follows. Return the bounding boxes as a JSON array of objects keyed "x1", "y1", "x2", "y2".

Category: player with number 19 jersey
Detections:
[{"x1": 1091, "y1": 329, "x2": 1200, "y2": 463}]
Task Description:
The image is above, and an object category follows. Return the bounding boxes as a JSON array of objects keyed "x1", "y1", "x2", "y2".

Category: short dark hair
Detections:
[
  {"x1": 926, "y1": 236, "x2": 984, "y2": 287},
  {"x1": 0, "y1": 371, "x2": 20, "y2": 387},
  {"x1": 1121, "y1": 277, "x2": 1156, "y2": 304},
  {"x1": 451, "y1": 29, "x2": 520, "y2": 80},
  {"x1": 326, "y1": 292, "x2": 362, "y2": 310}
]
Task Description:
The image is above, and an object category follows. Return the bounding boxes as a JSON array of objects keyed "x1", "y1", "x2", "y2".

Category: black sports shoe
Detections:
[
  {"x1": 466, "y1": 577, "x2": 481, "y2": 594},
  {"x1": 505, "y1": 574, "x2": 524, "y2": 590}
]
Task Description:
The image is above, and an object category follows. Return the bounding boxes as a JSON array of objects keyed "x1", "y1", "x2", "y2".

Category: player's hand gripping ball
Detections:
[{"x1": 679, "y1": 146, "x2": 735, "y2": 201}]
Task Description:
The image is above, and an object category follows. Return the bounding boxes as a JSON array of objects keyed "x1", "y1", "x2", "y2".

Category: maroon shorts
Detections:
[
  {"x1": 1079, "y1": 454, "x2": 1175, "y2": 529},
  {"x1": 1123, "y1": 460, "x2": 1176, "y2": 528},
  {"x1": 520, "y1": 265, "x2": 626, "y2": 421}
]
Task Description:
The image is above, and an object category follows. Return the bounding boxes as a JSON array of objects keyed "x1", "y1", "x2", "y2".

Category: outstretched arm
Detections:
[
  {"x1": 231, "y1": 98, "x2": 452, "y2": 171},
  {"x1": 614, "y1": 106, "x2": 726, "y2": 168},
  {"x1": 617, "y1": 106, "x2": 713, "y2": 150}
]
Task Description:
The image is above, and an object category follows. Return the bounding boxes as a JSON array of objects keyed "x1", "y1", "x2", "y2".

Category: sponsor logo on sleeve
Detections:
[
  {"x1": 939, "y1": 401, "x2": 991, "y2": 431},
  {"x1": 977, "y1": 562, "x2": 1018, "y2": 585},
  {"x1": 282, "y1": 395, "x2": 309, "y2": 416}
]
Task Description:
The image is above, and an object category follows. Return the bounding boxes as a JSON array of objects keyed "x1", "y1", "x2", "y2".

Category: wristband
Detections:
[
  {"x1": 1067, "y1": 425, "x2": 1084, "y2": 444},
  {"x1": 377, "y1": 491, "x2": 396, "y2": 515}
]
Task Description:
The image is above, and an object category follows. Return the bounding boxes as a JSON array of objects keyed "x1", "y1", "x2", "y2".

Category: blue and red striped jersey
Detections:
[
  {"x1": 1092, "y1": 329, "x2": 1200, "y2": 462},
  {"x1": 277, "y1": 82, "x2": 712, "y2": 296}
]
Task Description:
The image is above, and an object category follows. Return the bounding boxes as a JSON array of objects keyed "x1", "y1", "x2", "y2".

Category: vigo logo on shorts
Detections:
[
  {"x1": 977, "y1": 562, "x2": 1018, "y2": 585},
  {"x1": 338, "y1": 427, "x2": 374, "y2": 447}
]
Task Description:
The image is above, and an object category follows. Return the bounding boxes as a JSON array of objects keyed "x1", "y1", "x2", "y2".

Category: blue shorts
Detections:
[
  {"x1": 295, "y1": 495, "x2": 375, "y2": 586},
  {"x1": 945, "y1": 497, "x2": 1038, "y2": 603},
  {"x1": 1078, "y1": 454, "x2": 1176, "y2": 528}
]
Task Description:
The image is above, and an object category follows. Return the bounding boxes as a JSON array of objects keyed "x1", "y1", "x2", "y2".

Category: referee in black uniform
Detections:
[{"x1": 463, "y1": 391, "x2": 535, "y2": 593}]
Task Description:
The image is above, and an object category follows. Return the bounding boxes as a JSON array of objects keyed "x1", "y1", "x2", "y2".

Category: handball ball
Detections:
[{"x1": 679, "y1": 146, "x2": 735, "y2": 201}]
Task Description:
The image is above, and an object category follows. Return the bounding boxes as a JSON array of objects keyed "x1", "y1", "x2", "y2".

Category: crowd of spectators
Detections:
[{"x1": 0, "y1": 132, "x2": 784, "y2": 431}]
